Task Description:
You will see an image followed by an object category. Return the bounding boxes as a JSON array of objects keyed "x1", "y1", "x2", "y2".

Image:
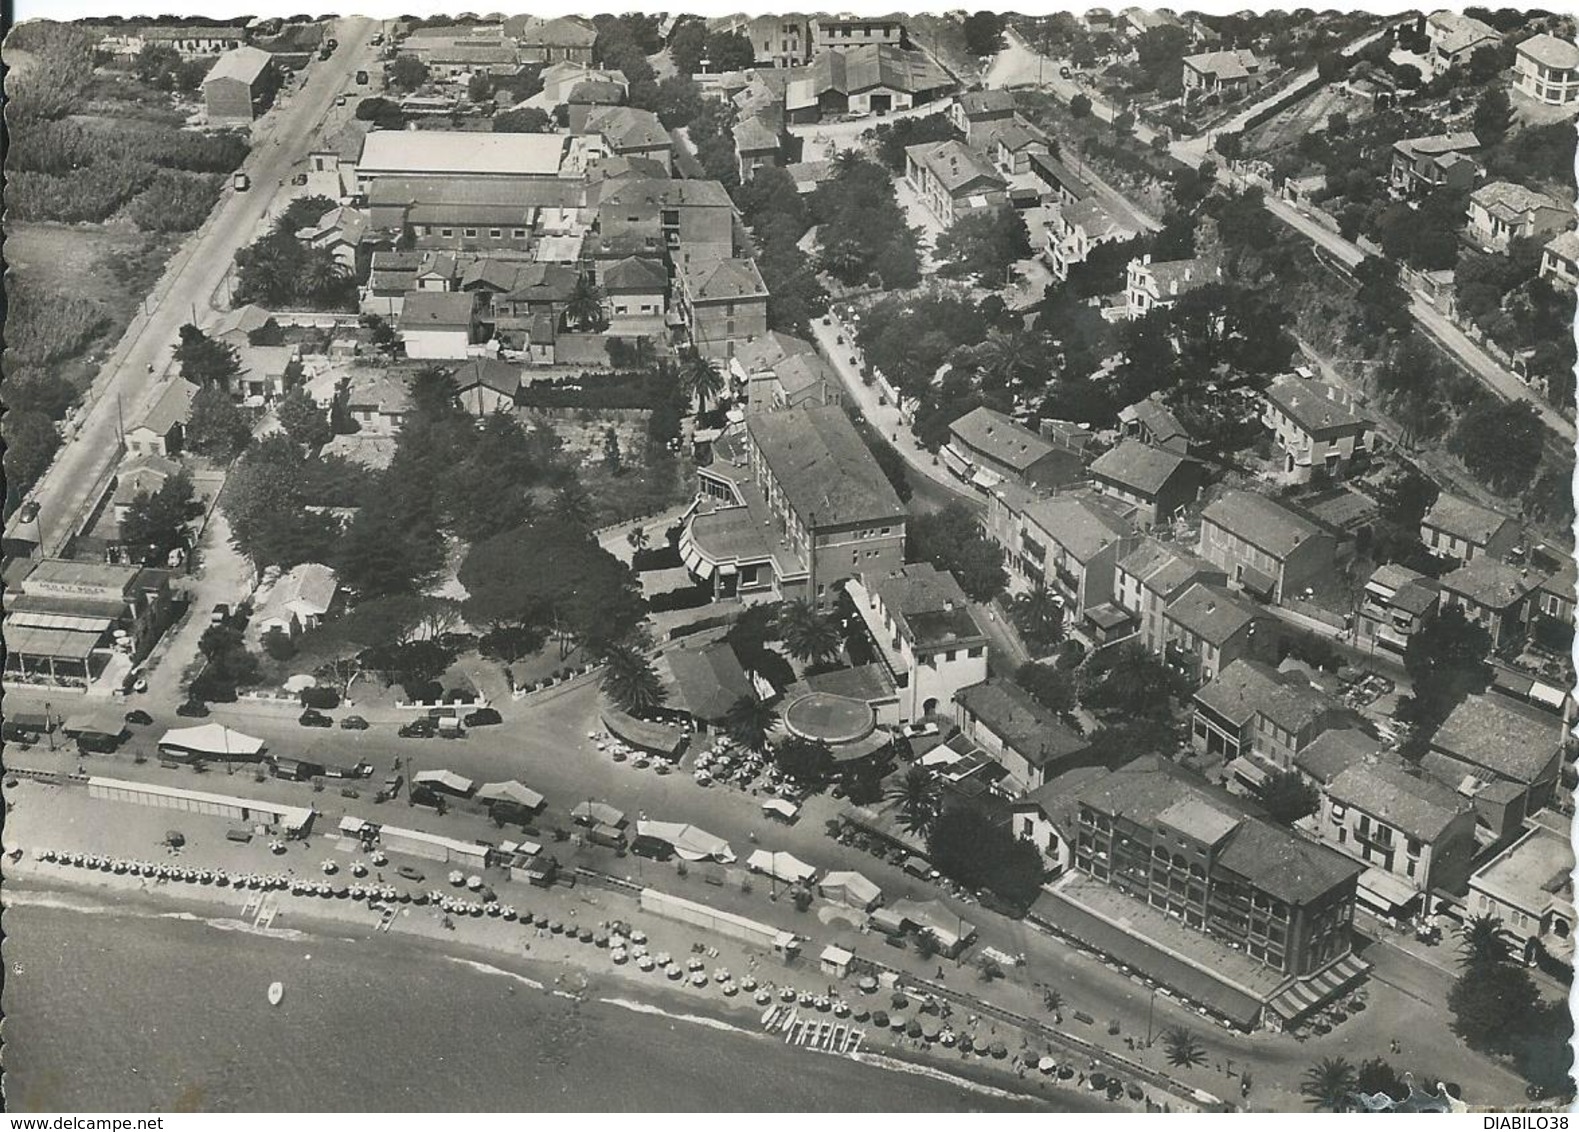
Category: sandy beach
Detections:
[{"x1": 1, "y1": 778, "x2": 1133, "y2": 1112}]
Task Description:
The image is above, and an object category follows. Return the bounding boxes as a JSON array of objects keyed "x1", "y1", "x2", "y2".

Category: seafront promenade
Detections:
[{"x1": 2, "y1": 776, "x2": 1181, "y2": 1112}]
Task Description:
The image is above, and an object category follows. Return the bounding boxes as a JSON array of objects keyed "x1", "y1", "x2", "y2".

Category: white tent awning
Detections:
[
  {"x1": 746, "y1": 849, "x2": 817, "y2": 885},
  {"x1": 156, "y1": 724, "x2": 265, "y2": 757}
]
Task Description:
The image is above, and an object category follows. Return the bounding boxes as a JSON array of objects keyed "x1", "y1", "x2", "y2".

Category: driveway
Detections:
[{"x1": 16, "y1": 17, "x2": 379, "y2": 556}]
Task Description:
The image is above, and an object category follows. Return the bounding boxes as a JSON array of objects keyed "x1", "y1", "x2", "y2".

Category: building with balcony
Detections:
[
  {"x1": 1087, "y1": 439, "x2": 1202, "y2": 527},
  {"x1": 1073, "y1": 757, "x2": 1362, "y2": 979},
  {"x1": 597, "y1": 177, "x2": 736, "y2": 270},
  {"x1": 847, "y1": 563, "x2": 989, "y2": 722},
  {"x1": 953, "y1": 677, "x2": 1096, "y2": 794},
  {"x1": 951, "y1": 88, "x2": 1017, "y2": 137},
  {"x1": 1466, "y1": 181, "x2": 1572, "y2": 253},
  {"x1": 904, "y1": 139, "x2": 1008, "y2": 227},
  {"x1": 3, "y1": 558, "x2": 173, "y2": 689},
  {"x1": 1123, "y1": 254, "x2": 1221, "y2": 319},
  {"x1": 1539, "y1": 229, "x2": 1579, "y2": 287},
  {"x1": 985, "y1": 483, "x2": 1139, "y2": 620},
  {"x1": 1424, "y1": 11, "x2": 1501, "y2": 77},
  {"x1": 1438, "y1": 556, "x2": 1535, "y2": 650},
  {"x1": 943, "y1": 406, "x2": 1085, "y2": 492},
  {"x1": 1181, "y1": 49, "x2": 1265, "y2": 97},
  {"x1": 1420, "y1": 492, "x2": 1520, "y2": 566},
  {"x1": 1356, "y1": 563, "x2": 1440, "y2": 658},
  {"x1": 680, "y1": 406, "x2": 905, "y2": 609},
  {"x1": 1423, "y1": 693, "x2": 1565, "y2": 840},
  {"x1": 1190, "y1": 658, "x2": 1349, "y2": 773},
  {"x1": 674, "y1": 256, "x2": 769, "y2": 360},
  {"x1": 1114, "y1": 539, "x2": 1226, "y2": 653},
  {"x1": 1261, "y1": 375, "x2": 1375, "y2": 484},
  {"x1": 1315, "y1": 756, "x2": 1478, "y2": 914},
  {"x1": 1011, "y1": 765, "x2": 1111, "y2": 875},
  {"x1": 1162, "y1": 582, "x2": 1274, "y2": 685},
  {"x1": 1198, "y1": 490, "x2": 1337, "y2": 605},
  {"x1": 1118, "y1": 393, "x2": 1194, "y2": 455},
  {"x1": 1513, "y1": 32, "x2": 1579, "y2": 106},
  {"x1": 1045, "y1": 196, "x2": 1139, "y2": 282},
  {"x1": 1467, "y1": 823, "x2": 1574, "y2": 967},
  {"x1": 1389, "y1": 132, "x2": 1480, "y2": 197}
]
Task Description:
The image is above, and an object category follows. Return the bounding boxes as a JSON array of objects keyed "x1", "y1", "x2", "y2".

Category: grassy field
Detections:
[{"x1": 5, "y1": 221, "x2": 181, "y2": 393}]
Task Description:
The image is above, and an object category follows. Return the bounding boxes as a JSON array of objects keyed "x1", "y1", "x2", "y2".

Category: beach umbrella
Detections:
[
  {"x1": 549, "y1": 920, "x2": 564, "y2": 934},
  {"x1": 989, "y1": 1042, "x2": 1008, "y2": 1059},
  {"x1": 690, "y1": 972, "x2": 708, "y2": 987},
  {"x1": 351, "y1": 886, "x2": 366, "y2": 900},
  {"x1": 858, "y1": 976, "x2": 878, "y2": 994},
  {"x1": 448, "y1": 871, "x2": 465, "y2": 886},
  {"x1": 535, "y1": 913, "x2": 551, "y2": 927},
  {"x1": 853, "y1": 1007, "x2": 871, "y2": 1023},
  {"x1": 872, "y1": 1010, "x2": 890, "y2": 1028},
  {"x1": 466, "y1": 875, "x2": 483, "y2": 890},
  {"x1": 667, "y1": 966, "x2": 684, "y2": 981},
  {"x1": 940, "y1": 1030, "x2": 955, "y2": 1047},
  {"x1": 906, "y1": 1020, "x2": 923, "y2": 1039},
  {"x1": 412, "y1": 892, "x2": 429, "y2": 905},
  {"x1": 689, "y1": 958, "x2": 705, "y2": 972},
  {"x1": 630, "y1": 929, "x2": 647, "y2": 944},
  {"x1": 371, "y1": 853, "x2": 387, "y2": 866},
  {"x1": 1038, "y1": 1057, "x2": 1057, "y2": 1074},
  {"x1": 891, "y1": 992, "x2": 909, "y2": 1009},
  {"x1": 921, "y1": 1018, "x2": 942, "y2": 1041},
  {"x1": 741, "y1": 976, "x2": 757, "y2": 992},
  {"x1": 780, "y1": 987, "x2": 796, "y2": 1002},
  {"x1": 501, "y1": 906, "x2": 516, "y2": 920},
  {"x1": 958, "y1": 1034, "x2": 974, "y2": 1052},
  {"x1": 888, "y1": 1014, "x2": 907, "y2": 1031},
  {"x1": 612, "y1": 948, "x2": 628, "y2": 964},
  {"x1": 321, "y1": 861, "x2": 338, "y2": 875},
  {"x1": 351, "y1": 862, "x2": 368, "y2": 877},
  {"x1": 334, "y1": 885, "x2": 350, "y2": 898},
  {"x1": 578, "y1": 928, "x2": 595, "y2": 943},
  {"x1": 487, "y1": 904, "x2": 502, "y2": 917},
  {"x1": 722, "y1": 982, "x2": 738, "y2": 996},
  {"x1": 469, "y1": 903, "x2": 484, "y2": 916},
  {"x1": 755, "y1": 989, "x2": 772, "y2": 1005},
  {"x1": 714, "y1": 968, "x2": 730, "y2": 983},
  {"x1": 655, "y1": 951, "x2": 672, "y2": 966}
]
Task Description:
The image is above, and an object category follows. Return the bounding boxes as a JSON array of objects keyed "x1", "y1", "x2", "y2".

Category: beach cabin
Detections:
[{"x1": 819, "y1": 945, "x2": 855, "y2": 979}]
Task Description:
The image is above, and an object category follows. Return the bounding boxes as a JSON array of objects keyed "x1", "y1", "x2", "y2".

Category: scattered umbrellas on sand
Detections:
[{"x1": 1038, "y1": 1057, "x2": 1057, "y2": 1074}]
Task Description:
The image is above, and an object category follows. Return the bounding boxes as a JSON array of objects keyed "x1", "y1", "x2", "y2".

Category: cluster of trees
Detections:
[
  {"x1": 732, "y1": 166, "x2": 827, "y2": 336},
  {"x1": 1400, "y1": 606, "x2": 1492, "y2": 734},
  {"x1": 133, "y1": 42, "x2": 212, "y2": 92},
  {"x1": 961, "y1": 12, "x2": 1007, "y2": 56},
  {"x1": 1448, "y1": 400, "x2": 1547, "y2": 498},
  {"x1": 668, "y1": 19, "x2": 754, "y2": 75},
  {"x1": 936, "y1": 207, "x2": 1032, "y2": 286},
  {"x1": 906, "y1": 503, "x2": 1007, "y2": 603},
  {"x1": 121, "y1": 467, "x2": 197, "y2": 566},
  {"x1": 190, "y1": 621, "x2": 261, "y2": 703},
  {"x1": 812, "y1": 154, "x2": 923, "y2": 289},
  {"x1": 864, "y1": 111, "x2": 963, "y2": 172},
  {"x1": 1455, "y1": 239, "x2": 1576, "y2": 409},
  {"x1": 683, "y1": 95, "x2": 740, "y2": 185},
  {"x1": 233, "y1": 194, "x2": 356, "y2": 310},
  {"x1": 592, "y1": 14, "x2": 664, "y2": 110},
  {"x1": 1445, "y1": 914, "x2": 1568, "y2": 1094}
]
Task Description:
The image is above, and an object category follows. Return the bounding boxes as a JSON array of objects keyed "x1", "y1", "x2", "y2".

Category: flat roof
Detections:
[{"x1": 359, "y1": 131, "x2": 567, "y2": 177}]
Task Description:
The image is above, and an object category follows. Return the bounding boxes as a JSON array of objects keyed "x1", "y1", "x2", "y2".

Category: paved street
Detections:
[{"x1": 18, "y1": 17, "x2": 378, "y2": 556}]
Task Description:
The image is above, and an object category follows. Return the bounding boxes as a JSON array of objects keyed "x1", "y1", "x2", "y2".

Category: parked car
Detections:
[
  {"x1": 900, "y1": 721, "x2": 939, "y2": 739},
  {"x1": 339, "y1": 715, "x2": 369, "y2": 730},
  {"x1": 177, "y1": 699, "x2": 209, "y2": 718},
  {"x1": 396, "y1": 865, "x2": 424, "y2": 882},
  {"x1": 1059, "y1": 65, "x2": 1071, "y2": 78},
  {"x1": 463, "y1": 707, "x2": 502, "y2": 727},
  {"x1": 335, "y1": 94, "x2": 347, "y2": 106},
  {"x1": 125, "y1": 709, "x2": 154, "y2": 726},
  {"x1": 299, "y1": 708, "x2": 333, "y2": 728},
  {"x1": 209, "y1": 603, "x2": 231, "y2": 625},
  {"x1": 383, "y1": 773, "x2": 403, "y2": 795},
  {"x1": 398, "y1": 718, "x2": 438, "y2": 739}
]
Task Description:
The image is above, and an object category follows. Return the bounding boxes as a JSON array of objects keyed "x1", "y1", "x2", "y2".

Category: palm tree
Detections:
[
  {"x1": 886, "y1": 766, "x2": 942, "y2": 837},
  {"x1": 680, "y1": 354, "x2": 726, "y2": 412},
  {"x1": 551, "y1": 483, "x2": 591, "y2": 526},
  {"x1": 1301, "y1": 1057, "x2": 1358, "y2": 1112},
  {"x1": 819, "y1": 238, "x2": 868, "y2": 283},
  {"x1": 776, "y1": 599, "x2": 842, "y2": 667},
  {"x1": 600, "y1": 645, "x2": 666, "y2": 715},
  {"x1": 1040, "y1": 986, "x2": 1064, "y2": 1016},
  {"x1": 974, "y1": 328, "x2": 1043, "y2": 392},
  {"x1": 626, "y1": 526, "x2": 649, "y2": 554},
  {"x1": 723, "y1": 695, "x2": 779, "y2": 752},
  {"x1": 1162, "y1": 1026, "x2": 1206, "y2": 1069},
  {"x1": 1457, "y1": 913, "x2": 1516, "y2": 970},
  {"x1": 565, "y1": 273, "x2": 609, "y2": 331},
  {"x1": 300, "y1": 250, "x2": 349, "y2": 301}
]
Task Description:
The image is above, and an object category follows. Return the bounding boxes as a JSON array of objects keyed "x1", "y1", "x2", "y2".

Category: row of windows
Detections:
[{"x1": 419, "y1": 225, "x2": 529, "y2": 240}]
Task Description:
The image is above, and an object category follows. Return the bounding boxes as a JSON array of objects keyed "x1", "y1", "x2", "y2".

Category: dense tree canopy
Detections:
[
  {"x1": 927, "y1": 807, "x2": 1044, "y2": 908},
  {"x1": 906, "y1": 503, "x2": 1007, "y2": 602}
]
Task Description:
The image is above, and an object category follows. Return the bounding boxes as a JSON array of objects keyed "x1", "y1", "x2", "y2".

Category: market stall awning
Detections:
[
  {"x1": 156, "y1": 724, "x2": 266, "y2": 757},
  {"x1": 3, "y1": 623, "x2": 103, "y2": 660},
  {"x1": 746, "y1": 849, "x2": 818, "y2": 885},
  {"x1": 62, "y1": 709, "x2": 126, "y2": 737},
  {"x1": 1357, "y1": 866, "x2": 1420, "y2": 912},
  {"x1": 412, "y1": 769, "x2": 475, "y2": 795},
  {"x1": 635, "y1": 820, "x2": 735, "y2": 863},
  {"x1": 819, "y1": 869, "x2": 882, "y2": 911},
  {"x1": 476, "y1": 780, "x2": 545, "y2": 810},
  {"x1": 572, "y1": 801, "x2": 627, "y2": 828},
  {"x1": 761, "y1": 798, "x2": 798, "y2": 819}
]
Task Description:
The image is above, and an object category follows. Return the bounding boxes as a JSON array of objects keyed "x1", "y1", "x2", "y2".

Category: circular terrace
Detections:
[{"x1": 780, "y1": 691, "x2": 876, "y2": 747}]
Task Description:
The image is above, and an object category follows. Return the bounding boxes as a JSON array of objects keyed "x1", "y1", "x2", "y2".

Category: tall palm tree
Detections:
[
  {"x1": 680, "y1": 354, "x2": 726, "y2": 412},
  {"x1": 565, "y1": 273, "x2": 609, "y2": 331},
  {"x1": 626, "y1": 525, "x2": 650, "y2": 554},
  {"x1": 886, "y1": 765, "x2": 942, "y2": 837},
  {"x1": 300, "y1": 251, "x2": 349, "y2": 301},
  {"x1": 600, "y1": 645, "x2": 665, "y2": 715},
  {"x1": 723, "y1": 694, "x2": 778, "y2": 752},
  {"x1": 974, "y1": 328, "x2": 1043, "y2": 392},
  {"x1": 1162, "y1": 1026, "x2": 1206, "y2": 1069},
  {"x1": 551, "y1": 483, "x2": 591, "y2": 527},
  {"x1": 1301, "y1": 1057, "x2": 1358, "y2": 1112},
  {"x1": 1457, "y1": 913, "x2": 1516, "y2": 970},
  {"x1": 776, "y1": 599, "x2": 841, "y2": 667}
]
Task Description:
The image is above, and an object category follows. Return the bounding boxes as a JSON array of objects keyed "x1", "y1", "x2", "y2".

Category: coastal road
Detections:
[{"x1": 18, "y1": 17, "x2": 378, "y2": 557}]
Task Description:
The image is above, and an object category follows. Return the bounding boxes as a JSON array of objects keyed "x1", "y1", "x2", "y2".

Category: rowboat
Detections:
[{"x1": 267, "y1": 981, "x2": 284, "y2": 1006}]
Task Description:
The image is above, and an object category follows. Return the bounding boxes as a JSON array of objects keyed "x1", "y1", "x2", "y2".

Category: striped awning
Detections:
[
  {"x1": 677, "y1": 529, "x2": 715, "y2": 580},
  {"x1": 1268, "y1": 952, "x2": 1371, "y2": 1022},
  {"x1": 940, "y1": 444, "x2": 971, "y2": 477}
]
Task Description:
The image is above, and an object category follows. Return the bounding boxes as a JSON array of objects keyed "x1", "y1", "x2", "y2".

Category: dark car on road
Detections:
[
  {"x1": 339, "y1": 715, "x2": 369, "y2": 730},
  {"x1": 396, "y1": 865, "x2": 424, "y2": 882},
  {"x1": 398, "y1": 718, "x2": 438, "y2": 739},
  {"x1": 463, "y1": 707, "x2": 502, "y2": 727},
  {"x1": 299, "y1": 708, "x2": 333, "y2": 728},
  {"x1": 125, "y1": 709, "x2": 154, "y2": 726},
  {"x1": 177, "y1": 699, "x2": 209, "y2": 718}
]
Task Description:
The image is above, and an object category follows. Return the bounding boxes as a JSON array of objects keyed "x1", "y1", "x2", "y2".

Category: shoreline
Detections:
[{"x1": 4, "y1": 868, "x2": 1107, "y2": 1111}]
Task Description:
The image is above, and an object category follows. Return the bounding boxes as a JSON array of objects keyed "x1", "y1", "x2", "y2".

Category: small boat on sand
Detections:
[{"x1": 267, "y1": 981, "x2": 284, "y2": 1006}]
